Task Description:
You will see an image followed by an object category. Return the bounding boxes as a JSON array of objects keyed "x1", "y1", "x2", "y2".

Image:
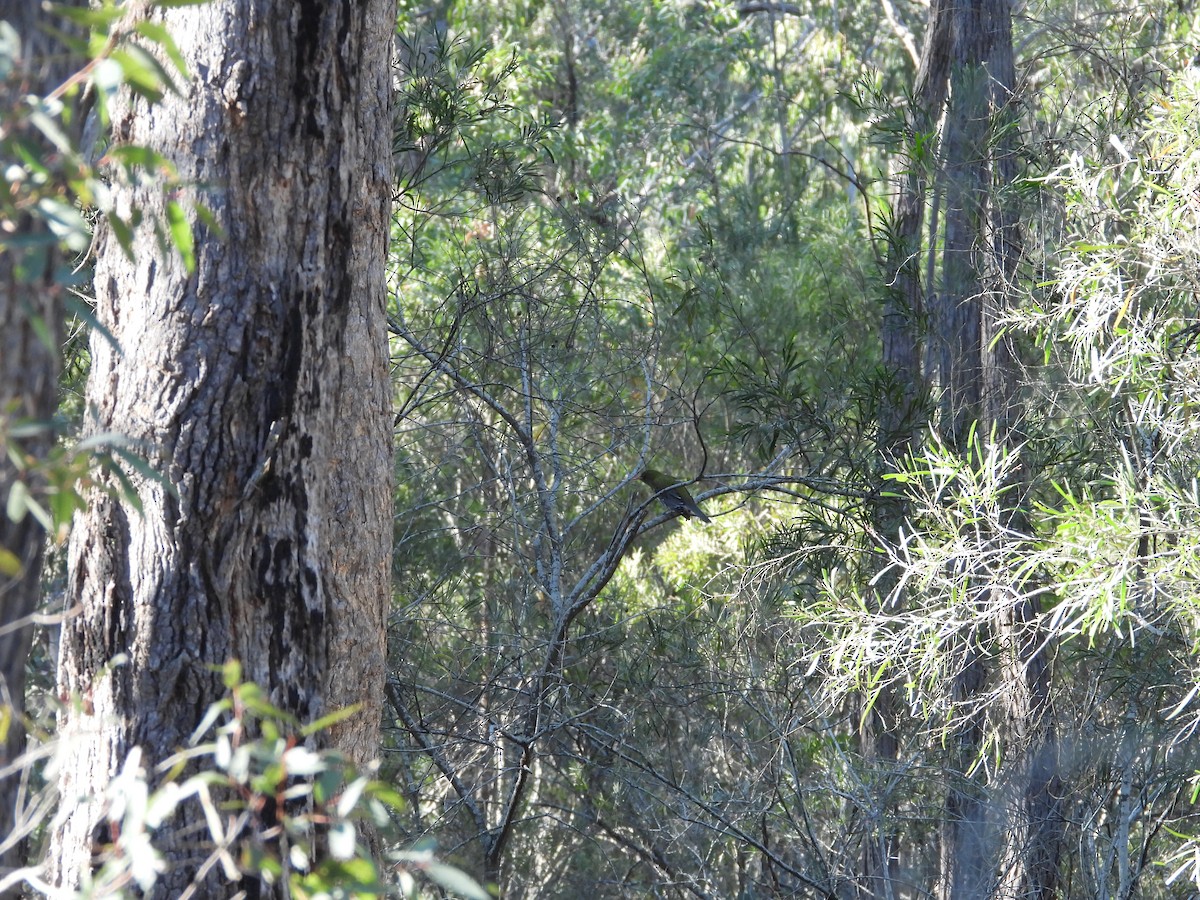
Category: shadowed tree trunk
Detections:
[
  {"x1": 0, "y1": 5, "x2": 80, "y2": 889},
  {"x1": 930, "y1": 0, "x2": 1061, "y2": 895},
  {"x1": 880, "y1": 0, "x2": 1061, "y2": 895},
  {"x1": 860, "y1": 2, "x2": 951, "y2": 895},
  {"x1": 46, "y1": 0, "x2": 395, "y2": 892}
]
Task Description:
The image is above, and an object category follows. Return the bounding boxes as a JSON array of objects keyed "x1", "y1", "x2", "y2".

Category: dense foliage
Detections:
[{"x1": 4, "y1": 0, "x2": 1200, "y2": 896}]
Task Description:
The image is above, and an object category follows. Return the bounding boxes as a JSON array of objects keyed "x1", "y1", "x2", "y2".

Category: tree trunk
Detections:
[
  {"x1": 932, "y1": 0, "x2": 1061, "y2": 894},
  {"x1": 886, "y1": 0, "x2": 1062, "y2": 894},
  {"x1": 860, "y1": 2, "x2": 953, "y2": 895},
  {"x1": 47, "y1": 0, "x2": 395, "y2": 892},
  {"x1": 0, "y1": 5, "x2": 79, "y2": 888}
]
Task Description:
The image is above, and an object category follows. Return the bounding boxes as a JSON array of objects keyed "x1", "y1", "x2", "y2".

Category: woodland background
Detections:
[{"x1": 3, "y1": 0, "x2": 1200, "y2": 897}]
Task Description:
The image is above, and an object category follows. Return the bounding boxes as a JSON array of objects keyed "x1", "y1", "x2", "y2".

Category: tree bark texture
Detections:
[
  {"x1": 937, "y1": 3, "x2": 1061, "y2": 897},
  {"x1": 884, "y1": 0, "x2": 1062, "y2": 895},
  {"x1": 862, "y1": 3, "x2": 952, "y2": 896},
  {"x1": 0, "y1": 4, "x2": 78, "y2": 889},
  {"x1": 0, "y1": 227, "x2": 60, "y2": 894},
  {"x1": 47, "y1": 0, "x2": 395, "y2": 892}
]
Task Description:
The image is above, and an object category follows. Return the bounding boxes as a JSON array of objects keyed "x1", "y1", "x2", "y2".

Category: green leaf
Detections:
[
  {"x1": 104, "y1": 212, "x2": 137, "y2": 262},
  {"x1": 0, "y1": 22, "x2": 20, "y2": 80},
  {"x1": 6, "y1": 481, "x2": 29, "y2": 523},
  {"x1": 7, "y1": 481, "x2": 52, "y2": 531},
  {"x1": 328, "y1": 820, "x2": 356, "y2": 860},
  {"x1": 313, "y1": 767, "x2": 344, "y2": 806},
  {"x1": 27, "y1": 103, "x2": 70, "y2": 153},
  {"x1": 134, "y1": 21, "x2": 189, "y2": 77},
  {"x1": 92, "y1": 57, "x2": 125, "y2": 101},
  {"x1": 299, "y1": 702, "x2": 361, "y2": 737},
  {"x1": 49, "y1": 3, "x2": 127, "y2": 29},
  {"x1": 194, "y1": 201, "x2": 224, "y2": 239},
  {"x1": 110, "y1": 45, "x2": 174, "y2": 101},
  {"x1": 108, "y1": 443, "x2": 176, "y2": 498},
  {"x1": 65, "y1": 295, "x2": 120, "y2": 352},
  {"x1": 423, "y1": 862, "x2": 493, "y2": 900},
  {"x1": 166, "y1": 200, "x2": 195, "y2": 272},
  {"x1": 220, "y1": 659, "x2": 243, "y2": 689},
  {"x1": 188, "y1": 697, "x2": 232, "y2": 745},
  {"x1": 0, "y1": 547, "x2": 23, "y2": 577},
  {"x1": 106, "y1": 144, "x2": 177, "y2": 176},
  {"x1": 6, "y1": 420, "x2": 54, "y2": 440},
  {"x1": 35, "y1": 197, "x2": 91, "y2": 252},
  {"x1": 365, "y1": 782, "x2": 407, "y2": 812},
  {"x1": 49, "y1": 488, "x2": 84, "y2": 532},
  {"x1": 335, "y1": 776, "x2": 369, "y2": 818},
  {"x1": 298, "y1": 856, "x2": 381, "y2": 891}
]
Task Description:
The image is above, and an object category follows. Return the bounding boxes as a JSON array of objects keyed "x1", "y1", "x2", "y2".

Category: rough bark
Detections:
[
  {"x1": 881, "y1": 0, "x2": 1062, "y2": 894},
  {"x1": 929, "y1": 0, "x2": 1061, "y2": 895},
  {"x1": 933, "y1": 4, "x2": 992, "y2": 895},
  {"x1": 0, "y1": 5, "x2": 78, "y2": 888},
  {"x1": 47, "y1": 0, "x2": 395, "y2": 893},
  {"x1": 859, "y1": 3, "x2": 953, "y2": 896},
  {"x1": 975, "y1": 4, "x2": 1061, "y2": 896}
]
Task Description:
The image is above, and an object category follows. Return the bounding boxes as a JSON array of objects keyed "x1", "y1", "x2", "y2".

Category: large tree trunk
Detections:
[
  {"x1": 47, "y1": 0, "x2": 395, "y2": 892},
  {"x1": 0, "y1": 5, "x2": 79, "y2": 888}
]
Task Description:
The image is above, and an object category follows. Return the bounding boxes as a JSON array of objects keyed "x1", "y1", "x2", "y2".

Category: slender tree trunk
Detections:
[
  {"x1": 934, "y1": 0, "x2": 1061, "y2": 894},
  {"x1": 933, "y1": 5, "x2": 991, "y2": 896},
  {"x1": 0, "y1": 5, "x2": 79, "y2": 888},
  {"x1": 47, "y1": 0, "x2": 395, "y2": 892},
  {"x1": 977, "y1": 3, "x2": 1062, "y2": 894},
  {"x1": 860, "y1": 3, "x2": 954, "y2": 895},
  {"x1": 885, "y1": 0, "x2": 1061, "y2": 894}
]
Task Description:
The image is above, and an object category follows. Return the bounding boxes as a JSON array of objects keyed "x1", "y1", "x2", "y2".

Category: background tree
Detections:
[
  {"x1": 0, "y1": 5, "x2": 80, "y2": 885},
  {"x1": 880, "y1": 0, "x2": 1061, "y2": 894},
  {"x1": 386, "y1": 1, "x2": 1200, "y2": 897},
  {"x1": 816, "y1": 4, "x2": 1198, "y2": 900},
  {"x1": 4, "y1": 0, "x2": 1200, "y2": 896},
  {"x1": 45, "y1": 0, "x2": 395, "y2": 892}
]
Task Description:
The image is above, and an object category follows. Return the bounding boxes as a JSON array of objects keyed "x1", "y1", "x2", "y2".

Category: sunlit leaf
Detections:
[
  {"x1": 0, "y1": 547, "x2": 23, "y2": 577},
  {"x1": 424, "y1": 862, "x2": 493, "y2": 900},
  {"x1": 110, "y1": 46, "x2": 172, "y2": 101},
  {"x1": 134, "y1": 21, "x2": 189, "y2": 77},
  {"x1": 35, "y1": 197, "x2": 90, "y2": 252},
  {"x1": 328, "y1": 820, "x2": 356, "y2": 860},
  {"x1": 166, "y1": 200, "x2": 194, "y2": 271},
  {"x1": 299, "y1": 702, "x2": 361, "y2": 737}
]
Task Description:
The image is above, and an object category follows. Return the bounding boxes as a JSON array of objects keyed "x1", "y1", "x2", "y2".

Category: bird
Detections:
[{"x1": 638, "y1": 468, "x2": 711, "y2": 523}]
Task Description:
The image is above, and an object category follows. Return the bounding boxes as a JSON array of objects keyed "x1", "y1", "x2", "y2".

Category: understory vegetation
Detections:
[{"x1": 5, "y1": 0, "x2": 1200, "y2": 896}]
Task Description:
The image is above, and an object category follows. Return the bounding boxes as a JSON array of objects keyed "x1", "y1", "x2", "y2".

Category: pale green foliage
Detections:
[
  {"x1": 1, "y1": 2, "x2": 206, "y2": 271},
  {"x1": 1026, "y1": 69, "x2": 1200, "y2": 890},
  {"x1": 615, "y1": 503, "x2": 766, "y2": 608},
  {"x1": 1021, "y1": 67, "x2": 1200, "y2": 650},
  {"x1": 5, "y1": 663, "x2": 483, "y2": 898},
  {"x1": 810, "y1": 432, "x2": 1029, "y2": 725},
  {"x1": 806, "y1": 61, "x2": 1200, "y2": 894}
]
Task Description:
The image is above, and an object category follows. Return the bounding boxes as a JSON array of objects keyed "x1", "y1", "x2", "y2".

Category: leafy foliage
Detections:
[
  {"x1": 12, "y1": 0, "x2": 1200, "y2": 896},
  {"x1": 6, "y1": 663, "x2": 484, "y2": 898}
]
